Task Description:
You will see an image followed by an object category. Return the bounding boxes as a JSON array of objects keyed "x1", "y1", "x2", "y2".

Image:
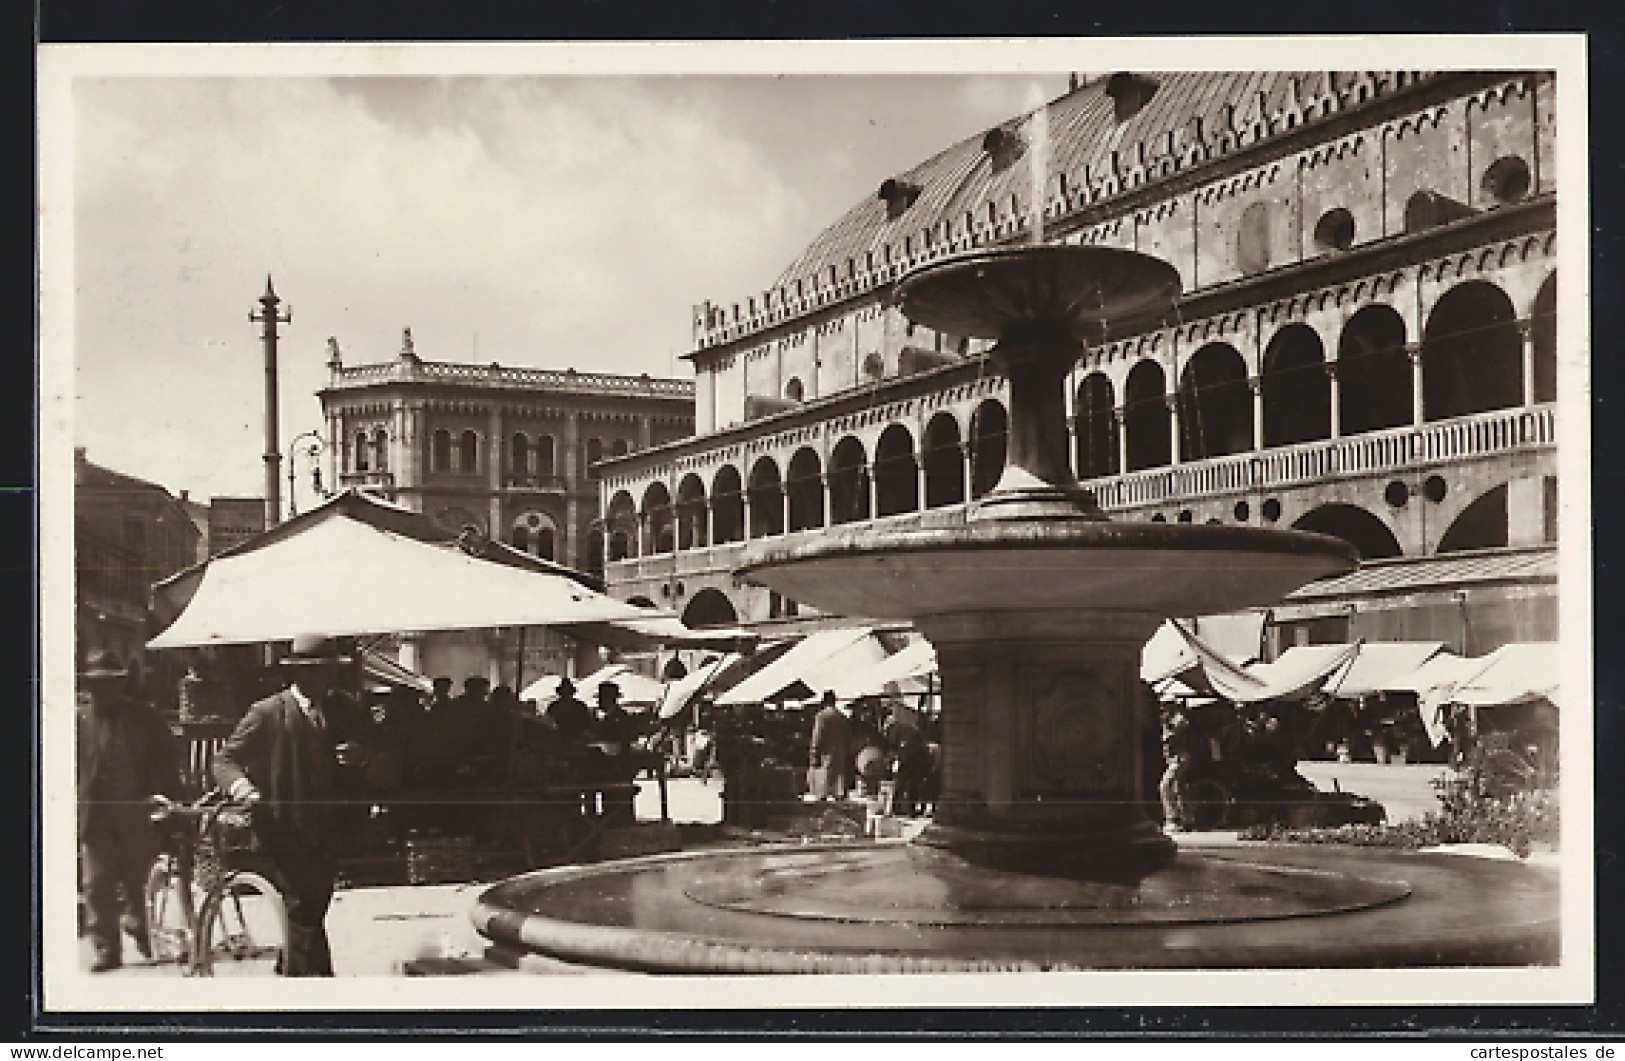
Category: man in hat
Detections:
[
  {"x1": 593, "y1": 681, "x2": 638, "y2": 755},
  {"x1": 546, "y1": 677, "x2": 593, "y2": 745},
  {"x1": 807, "y1": 690, "x2": 851, "y2": 802},
  {"x1": 212, "y1": 634, "x2": 363, "y2": 976},
  {"x1": 77, "y1": 649, "x2": 181, "y2": 971}
]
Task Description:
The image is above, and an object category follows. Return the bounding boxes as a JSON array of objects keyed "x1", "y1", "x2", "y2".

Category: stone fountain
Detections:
[{"x1": 470, "y1": 244, "x2": 1559, "y2": 973}]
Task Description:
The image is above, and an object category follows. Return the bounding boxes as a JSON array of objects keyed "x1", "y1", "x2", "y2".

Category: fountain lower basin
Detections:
[{"x1": 473, "y1": 842, "x2": 1559, "y2": 972}]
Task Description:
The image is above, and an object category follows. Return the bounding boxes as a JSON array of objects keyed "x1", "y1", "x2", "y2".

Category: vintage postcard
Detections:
[{"x1": 36, "y1": 35, "x2": 1593, "y2": 1016}]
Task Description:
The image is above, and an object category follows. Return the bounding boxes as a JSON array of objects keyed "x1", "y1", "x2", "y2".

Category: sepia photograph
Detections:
[{"x1": 35, "y1": 36, "x2": 1592, "y2": 1016}]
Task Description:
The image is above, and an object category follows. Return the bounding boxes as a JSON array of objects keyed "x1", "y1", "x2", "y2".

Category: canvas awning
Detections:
[
  {"x1": 655, "y1": 652, "x2": 743, "y2": 721},
  {"x1": 827, "y1": 639, "x2": 937, "y2": 701},
  {"x1": 519, "y1": 662, "x2": 666, "y2": 709},
  {"x1": 1172, "y1": 622, "x2": 1358, "y2": 703},
  {"x1": 1448, "y1": 642, "x2": 1560, "y2": 709},
  {"x1": 555, "y1": 614, "x2": 759, "y2": 653},
  {"x1": 716, "y1": 627, "x2": 887, "y2": 706},
  {"x1": 149, "y1": 490, "x2": 657, "y2": 649},
  {"x1": 1324, "y1": 642, "x2": 1446, "y2": 698},
  {"x1": 360, "y1": 647, "x2": 432, "y2": 693}
]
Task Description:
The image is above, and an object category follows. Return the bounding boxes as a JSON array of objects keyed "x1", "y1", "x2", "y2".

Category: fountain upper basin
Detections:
[{"x1": 739, "y1": 519, "x2": 1359, "y2": 623}]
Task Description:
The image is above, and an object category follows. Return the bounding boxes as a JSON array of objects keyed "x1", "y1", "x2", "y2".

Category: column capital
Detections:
[
  {"x1": 1515, "y1": 317, "x2": 1536, "y2": 341},
  {"x1": 1247, "y1": 375, "x2": 1263, "y2": 395},
  {"x1": 1323, "y1": 359, "x2": 1340, "y2": 380},
  {"x1": 1163, "y1": 393, "x2": 1180, "y2": 413},
  {"x1": 1113, "y1": 406, "x2": 1127, "y2": 424},
  {"x1": 1404, "y1": 342, "x2": 1424, "y2": 365}
]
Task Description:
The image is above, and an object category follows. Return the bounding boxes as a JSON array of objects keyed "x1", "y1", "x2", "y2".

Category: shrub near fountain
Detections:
[{"x1": 470, "y1": 247, "x2": 1560, "y2": 973}]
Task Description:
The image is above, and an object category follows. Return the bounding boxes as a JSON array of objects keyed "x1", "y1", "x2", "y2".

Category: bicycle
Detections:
[{"x1": 144, "y1": 790, "x2": 289, "y2": 976}]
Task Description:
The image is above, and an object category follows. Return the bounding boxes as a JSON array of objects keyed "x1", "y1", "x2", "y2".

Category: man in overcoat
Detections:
[
  {"x1": 212, "y1": 635, "x2": 363, "y2": 976},
  {"x1": 77, "y1": 649, "x2": 182, "y2": 971},
  {"x1": 808, "y1": 690, "x2": 852, "y2": 802}
]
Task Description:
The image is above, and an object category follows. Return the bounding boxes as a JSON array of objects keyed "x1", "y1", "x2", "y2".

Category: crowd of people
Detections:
[{"x1": 692, "y1": 682, "x2": 942, "y2": 827}]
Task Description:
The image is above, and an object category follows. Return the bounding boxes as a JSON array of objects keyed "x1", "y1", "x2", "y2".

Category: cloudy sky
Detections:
[{"x1": 63, "y1": 60, "x2": 1070, "y2": 504}]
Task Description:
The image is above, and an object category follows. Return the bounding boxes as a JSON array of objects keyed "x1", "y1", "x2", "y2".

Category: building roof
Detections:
[
  {"x1": 693, "y1": 70, "x2": 1490, "y2": 350},
  {"x1": 322, "y1": 355, "x2": 693, "y2": 402},
  {"x1": 1282, "y1": 546, "x2": 1557, "y2": 603}
]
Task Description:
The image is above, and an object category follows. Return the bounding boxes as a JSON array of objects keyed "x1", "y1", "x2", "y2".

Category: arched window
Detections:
[
  {"x1": 786, "y1": 447, "x2": 825, "y2": 530},
  {"x1": 1178, "y1": 344, "x2": 1251, "y2": 461},
  {"x1": 874, "y1": 425, "x2": 918, "y2": 517},
  {"x1": 586, "y1": 438, "x2": 604, "y2": 478},
  {"x1": 1292, "y1": 504, "x2": 1402, "y2": 560},
  {"x1": 512, "y1": 525, "x2": 530, "y2": 553},
  {"x1": 1074, "y1": 374, "x2": 1118, "y2": 479},
  {"x1": 784, "y1": 377, "x2": 805, "y2": 403},
  {"x1": 611, "y1": 438, "x2": 630, "y2": 458},
  {"x1": 828, "y1": 438, "x2": 870, "y2": 525},
  {"x1": 536, "y1": 435, "x2": 556, "y2": 478},
  {"x1": 969, "y1": 400, "x2": 1008, "y2": 498},
  {"x1": 643, "y1": 482, "x2": 674, "y2": 554},
  {"x1": 747, "y1": 458, "x2": 784, "y2": 538},
  {"x1": 537, "y1": 527, "x2": 555, "y2": 561},
  {"x1": 431, "y1": 430, "x2": 452, "y2": 472},
  {"x1": 373, "y1": 428, "x2": 389, "y2": 472},
  {"x1": 1338, "y1": 305, "x2": 1411, "y2": 435},
  {"x1": 459, "y1": 430, "x2": 479, "y2": 473},
  {"x1": 1124, "y1": 361, "x2": 1171, "y2": 471},
  {"x1": 711, "y1": 465, "x2": 745, "y2": 543},
  {"x1": 677, "y1": 473, "x2": 709, "y2": 549},
  {"x1": 922, "y1": 413, "x2": 965, "y2": 509},
  {"x1": 511, "y1": 511, "x2": 559, "y2": 559},
  {"x1": 1423, "y1": 281, "x2": 1521, "y2": 421},
  {"x1": 1262, "y1": 325, "x2": 1330, "y2": 447},
  {"x1": 1532, "y1": 273, "x2": 1556, "y2": 404},
  {"x1": 511, "y1": 433, "x2": 530, "y2": 477},
  {"x1": 354, "y1": 431, "x2": 370, "y2": 472}
]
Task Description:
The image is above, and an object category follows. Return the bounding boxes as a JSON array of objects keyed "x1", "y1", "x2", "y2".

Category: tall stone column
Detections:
[
  {"x1": 636, "y1": 513, "x2": 648, "y2": 558},
  {"x1": 957, "y1": 443, "x2": 972, "y2": 502},
  {"x1": 1407, "y1": 343, "x2": 1426, "y2": 426},
  {"x1": 1519, "y1": 319, "x2": 1537, "y2": 407},
  {"x1": 565, "y1": 495, "x2": 581, "y2": 568},
  {"x1": 1325, "y1": 361, "x2": 1342, "y2": 439},
  {"x1": 1114, "y1": 408, "x2": 1128, "y2": 474},
  {"x1": 916, "y1": 454, "x2": 929, "y2": 511},
  {"x1": 819, "y1": 473, "x2": 832, "y2": 529},
  {"x1": 487, "y1": 406, "x2": 504, "y2": 538},
  {"x1": 780, "y1": 486, "x2": 791, "y2": 536},
  {"x1": 742, "y1": 491, "x2": 754, "y2": 541},
  {"x1": 1165, "y1": 393, "x2": 1182, "y2": 466},
  {"x1": 1249, "y1": 375, "x2": 1265, "y2": 452},
  {"x1": 867, "y1": 463, "x2": 880, "y2": 518}
]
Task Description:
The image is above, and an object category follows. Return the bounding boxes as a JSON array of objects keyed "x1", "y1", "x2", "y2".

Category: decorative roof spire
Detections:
[
  {"x1": 400, "y1": 326, "x2": 417, "y2": 361},
  {"x1": 325, "y1": 336, "x2": 343, "y2": 370}
]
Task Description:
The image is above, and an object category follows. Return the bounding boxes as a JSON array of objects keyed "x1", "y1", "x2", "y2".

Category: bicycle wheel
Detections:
[
  {"x1": 197, "y1": 871, "x2": 287, "y2": 976},
  {"x1": 143, "y1": 856, "x2": 194, "y2": 966}
]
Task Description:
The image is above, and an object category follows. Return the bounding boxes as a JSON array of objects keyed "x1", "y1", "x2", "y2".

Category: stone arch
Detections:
[
  {"x1": 711, "y1": 465, "x2": 745, "y2": 544},
  {"x1": 874, "y1": 424, "x2": 919, "y2": 517},
  {"x1": 1532, "y1": 272, "x2": 1556, "y2": 404},
  {"x1": 354, "y1": 430, "x2": 371, "y2": 472},
  {"x1": 1423, "y1": 280, "x2": 1521, "y2": 420},
  {"x1": 786, "y1": 447, "x2": 825, "y2": 531},
  {"x1": 922, "y1": 412, "x2": 965, "y2": 509},
  {"x1": 784, "y1": 377, "x2": 805, "y2": 403},
  {"x1": 510, "y1": 509, "x2": 558, "y2": 561},
  {"x1": 642, "y1": 481, "x2": 675, "y2": 554},
  {"x1": 611, "y1": 438, "x2": 630, "y2": 458},
  {"x1": 1292, "y1": 503, "x2": 1402, "y2": 560},
  {"x1": 1437, "y1": 484, "x2": 1509, "y2": 554},
  {"x1": 676, "y1": 472, "x2": 708, "y2": 550},
  {"x1": 683, "y1": 588, "x2": 740, "y2": 629},
  {"x1": 1074, "y1": 372, "x2": 1118, "y2": 479},
  {"x1": 1178, "y1": 343, "x2": 1251, "y2": 461},
  {"x1": 431, "y1": 430, "x2": 452, "y2": 471},
  {"x1": 1262, "y1": 324, "x2": 1330, "y2": 447},
  {"x1": 606, "y1": 490, "x2": 638, "y2": 560},
  {"x1": 1124, "y1": 359, "x2": 1171, "y2": 471},
  {"x1": 373, "y1": 428, "x2": 389, "y2": 472},
  {"x1": 969, "y1": 400, "x2": 1008, "y2": 498},
  {"x1": 828, "y1": 436, "x2": 871, "y2": 524},
  {"x1": 748, "y1": 457, "x2": 784, "y2": 537},
  {"x1": 458, "y1": 430, "x2": 479, "y2": 474},
  {"x1": 1338, "y1": 304, "x2": 1411, "y2": 435}
]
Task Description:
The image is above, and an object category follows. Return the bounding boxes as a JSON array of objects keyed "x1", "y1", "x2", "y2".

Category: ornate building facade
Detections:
[
  {"x1": 318, "y1": 328, "x2": 694, "y2": 581},
  {"x1": 316, "y1": 331, "x2": 694, "y2": 685},
  {"x1": 597, "y1": 70, "x2": 1561, "y2": 656}
]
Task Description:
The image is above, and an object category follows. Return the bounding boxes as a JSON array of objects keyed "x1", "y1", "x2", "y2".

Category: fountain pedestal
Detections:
[{"x1": 919, "y1": 608, "x2": 1172, "y2": 880}]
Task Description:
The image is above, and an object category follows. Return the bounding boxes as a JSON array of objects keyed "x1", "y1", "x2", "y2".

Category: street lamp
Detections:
[{"x1": 287, "y1": 430, "x2": 326, "y2": 518}]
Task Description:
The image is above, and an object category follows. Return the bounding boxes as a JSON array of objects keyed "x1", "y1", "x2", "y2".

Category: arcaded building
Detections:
[{"x1": 598, "y1": 70, "x2": 1560, "y2": 657}]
